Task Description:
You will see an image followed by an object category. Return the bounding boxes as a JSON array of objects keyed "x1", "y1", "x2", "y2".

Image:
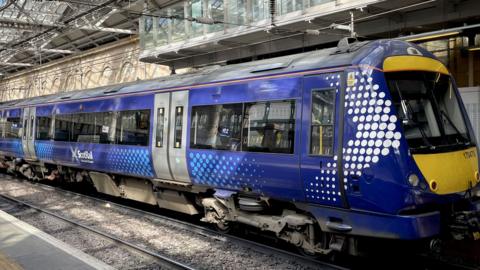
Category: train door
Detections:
[
  {"x1": 168, "y1": 91, "x2": 189, "y2": 182},
  {"x1": 152, "y1": 92, "x2": 172, "y2": 180},
  {"x1": 21, "y1": 107, "x2": 37, "y2": 160},
  {"x1": 300, "y1": 73, "x2": 347, "y2": 208},
  {"x1": 0, "y1": 110, "x2": 4, "y2": 138}
]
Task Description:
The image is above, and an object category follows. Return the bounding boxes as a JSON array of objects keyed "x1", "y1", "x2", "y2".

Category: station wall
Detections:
[
  {"x1": 460, "y1": 87, "x2": 480, "y2": 145},
  {"x1": 0, "y1": 37, "x2": 170, "y2": 102}
]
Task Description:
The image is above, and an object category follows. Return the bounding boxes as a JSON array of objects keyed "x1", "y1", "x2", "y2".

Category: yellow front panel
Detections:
[
  {"x1": 383, "y1": 56, "x2": 449, "y2": 75},
  {"x1": 413, "y1": 147, "x2": 479, "y2": 195}
]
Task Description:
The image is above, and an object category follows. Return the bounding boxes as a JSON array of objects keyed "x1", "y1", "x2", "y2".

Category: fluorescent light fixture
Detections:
[
  {"x1": 469, "y1": 47, "x2": 480, "y2": 51},
  {"x1": 405, "y1": 31, "x2": 460, "y2": 42},
  {"x1": 397, "y1": 23, "x2": 480, "y2": 43}
]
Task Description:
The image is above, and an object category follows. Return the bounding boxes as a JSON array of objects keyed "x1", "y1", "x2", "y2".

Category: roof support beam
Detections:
[
  {"x1": 24, "y1": 48, "x2": 74, "y2": 54},
  {"x1": 0, "y1": 16, "x2": 137, "y2": 34},
  {"x1": 95, "y1": 8, "x2": 120, "y2": 26},
  {"x1": 0, "y1": 62, "x2": 33, "y2": 67},
  {"x1": 77, "y1": 25, "x2": 137, "y2": 34}
]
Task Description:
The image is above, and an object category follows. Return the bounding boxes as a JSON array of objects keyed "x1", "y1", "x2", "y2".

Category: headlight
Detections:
[{"x1": 408, "y1": 174, "x2": 419, "y2": 187}]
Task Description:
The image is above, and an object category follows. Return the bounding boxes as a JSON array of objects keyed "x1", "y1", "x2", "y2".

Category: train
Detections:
[{"x1": 0, "y1": 38, "x2": 479, "y2": 255}]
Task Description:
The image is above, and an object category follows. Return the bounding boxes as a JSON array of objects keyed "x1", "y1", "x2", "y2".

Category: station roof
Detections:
[{"x1": 0, "y1": 0, "x2": 142, "y2": 75}]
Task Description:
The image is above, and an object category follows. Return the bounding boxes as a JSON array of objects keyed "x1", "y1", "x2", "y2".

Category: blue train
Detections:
[{"x1": 0, "y1": 39, "x2": 479, "y2": 255}]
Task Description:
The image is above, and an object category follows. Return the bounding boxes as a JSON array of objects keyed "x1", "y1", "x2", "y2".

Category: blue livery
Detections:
[{"x1": 0, "y1": 39, "x2": 479, "y2": 255}]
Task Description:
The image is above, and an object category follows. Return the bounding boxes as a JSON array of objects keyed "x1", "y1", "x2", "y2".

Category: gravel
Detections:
[
  {"x1": 0, "y1": 198, "x2": 161, "y2": 270},
  {"x1": 0, "y1": 176, "x2": 332, "y2": 270}
]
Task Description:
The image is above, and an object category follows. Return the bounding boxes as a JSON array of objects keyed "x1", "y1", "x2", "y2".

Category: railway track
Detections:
[
  {"x1": 37, "y1": 184, "x2": 338, "y2": 268},
  {"x1": 0, "y1": 192, "x2": 196, "y2": 270},
  {"x1": 1, "y1": 174, "x2": 478, "y2": 270},
  {"x1": 0, "y1": 174, "x2": 342, "y2": 270}
]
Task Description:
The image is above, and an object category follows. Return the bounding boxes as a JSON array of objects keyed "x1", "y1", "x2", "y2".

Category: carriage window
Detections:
[
  {"x1": 174, "y1": 106, "x2": 183, "y2": 148},
  {"x1": 94, "y1": 112, "x2": 115, "y2": 144},
  {"x1": 5, "y1": 117, "x2": 22, "y2": 139},
  {"x1": 72, "y1": 113, "x2": 96, "y2": 143},
  {"x1": 156, "y1": 108, "x2": 165, "y2": 147},
  {"x1": 115, "y1": 110, "x2": 150, "y2": 146},
  {"x1": 36, "y1": 116, "x2": 52, "y2": 140},
  {"x1": 190, "y1": 104, "x2": 243, "y2": 151},
  {"x1": 54, "y1": 114, "x2": 73, "y2": 141},
  {"x1": 310, "y1": 89, "x2": 335, "y2": 155},
  {"x1": 242, "y1": 100, "x2": 295, "y2": 154}
]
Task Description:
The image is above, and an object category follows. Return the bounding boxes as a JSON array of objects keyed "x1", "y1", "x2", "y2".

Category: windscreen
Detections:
[{"x1": 386, "y1": 71, "x2": 474, "y2": 152}]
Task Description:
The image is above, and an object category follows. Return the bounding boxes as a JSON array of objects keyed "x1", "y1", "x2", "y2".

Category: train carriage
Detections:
[{"x1": 0, "y1": 38, "x2": 479, "y2": 255}]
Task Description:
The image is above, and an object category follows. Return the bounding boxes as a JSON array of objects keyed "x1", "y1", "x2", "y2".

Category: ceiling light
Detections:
[{"x1": 405, "y1": 31, "x2": 460, "y2": 42}]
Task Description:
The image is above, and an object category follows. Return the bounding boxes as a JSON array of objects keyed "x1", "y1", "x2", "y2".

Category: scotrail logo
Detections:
[{"x1": 71, "y1": 147, "x2": 94, "y2": 163}]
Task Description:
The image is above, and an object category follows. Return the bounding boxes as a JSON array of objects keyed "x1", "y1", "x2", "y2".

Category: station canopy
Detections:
[{"x1": 0, "y1": 0, "x2": 142, "y2": 75}]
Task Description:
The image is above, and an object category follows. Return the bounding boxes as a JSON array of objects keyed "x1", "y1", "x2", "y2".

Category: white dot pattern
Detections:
[{"x1": 343, "y1": 69, "x2": 402, "y2": 189}]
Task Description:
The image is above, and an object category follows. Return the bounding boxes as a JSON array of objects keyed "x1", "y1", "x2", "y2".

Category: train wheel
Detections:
[
  {"x1": 298, "y1": 245, "x2": 318, "y2": 258},
  {"x1": 215, "y1": 220, "x2": 232, "y2": 234},
  {"x1": 297, "y1": 224, "x2": 330, "y2": 259}
]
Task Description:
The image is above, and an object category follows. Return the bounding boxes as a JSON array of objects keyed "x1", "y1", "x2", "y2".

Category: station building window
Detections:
[
  {"x1": 171, "y1": 3, "x2": 189, "y2": 41},
  {"x1": 310, "y1": 89, "x2": 335, "y2": 156}
]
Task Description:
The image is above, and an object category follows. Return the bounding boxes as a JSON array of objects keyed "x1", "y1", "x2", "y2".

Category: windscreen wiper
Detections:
[
  {"x1": 440, "y1": 110, "x2": 469, "y2": 144},
  {"x1": 394, "y1": 82, "x2": 433, "y2": 149}
]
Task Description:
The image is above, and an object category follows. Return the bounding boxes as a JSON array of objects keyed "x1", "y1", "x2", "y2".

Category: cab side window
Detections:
[{"x1": 310, "y1": 89, "x2": 335, "y2": 156}]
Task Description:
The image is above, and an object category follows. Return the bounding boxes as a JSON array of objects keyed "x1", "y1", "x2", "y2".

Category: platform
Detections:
[{"x1": 0, "y1": 209, "x2": 113, "y2": 270}]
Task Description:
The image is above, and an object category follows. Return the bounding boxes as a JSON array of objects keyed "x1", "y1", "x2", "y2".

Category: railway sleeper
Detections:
[{"x1": 201, "y1": 197, "x2": 332, "y2": 255}]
